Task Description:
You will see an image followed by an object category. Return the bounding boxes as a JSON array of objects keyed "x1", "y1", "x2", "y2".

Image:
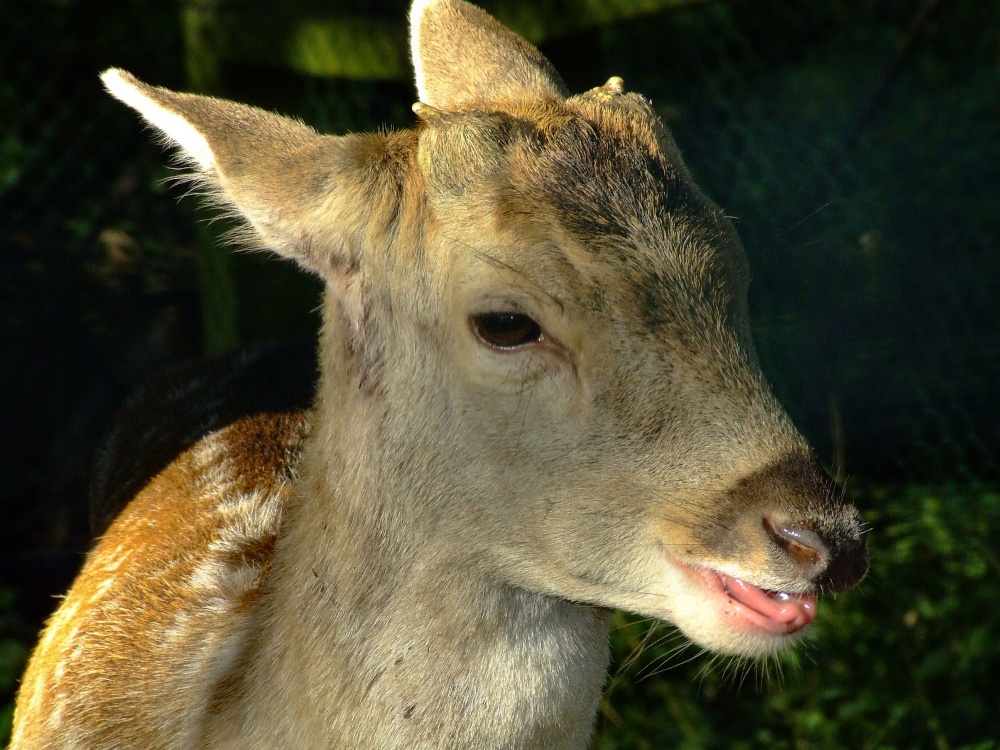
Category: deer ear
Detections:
[
  {"x1": 410, "y1": 0, "x2": 567, "y2": 110},
  {"x1": 101, "y1": 68, "x2": 365, "y2": 282}
]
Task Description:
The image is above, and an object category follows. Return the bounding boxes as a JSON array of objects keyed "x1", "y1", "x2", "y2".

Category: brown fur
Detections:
[{"x1": 12, "y1": 2, "x2": 867, "y2": 748}]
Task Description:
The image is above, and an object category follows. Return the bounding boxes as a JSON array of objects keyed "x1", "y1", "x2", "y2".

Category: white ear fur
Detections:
[
  {"x1": 408, "y1": 0, "x2": 567, "y2": 110},
  {"x1": 101, "y1": 68, "x2": 216, "y2": 171},
  {"x1": 100, "y1": 69, "x2": 359, "y2": 279},
  {"x1": 409, "y1": 0, "x2": 436, "y2": 104}
]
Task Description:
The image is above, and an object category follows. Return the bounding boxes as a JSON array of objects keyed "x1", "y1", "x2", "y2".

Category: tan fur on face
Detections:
[{"x1": 13, "y1": 2, "x2": 866, "y2": 748}]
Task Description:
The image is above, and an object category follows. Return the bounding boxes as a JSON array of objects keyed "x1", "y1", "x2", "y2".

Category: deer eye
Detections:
[{"x1": 471, "y1": 312, "x2": 543, "y2": 349}]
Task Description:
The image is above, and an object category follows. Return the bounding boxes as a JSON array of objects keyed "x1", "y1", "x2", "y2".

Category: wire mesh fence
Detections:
[{"x1": 1, "y1": 0, "x2": 998, "y2": 742}]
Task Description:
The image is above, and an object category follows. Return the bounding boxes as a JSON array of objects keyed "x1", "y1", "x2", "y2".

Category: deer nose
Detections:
[{"x1": 763, "y1": 518, "x2": 868, "y2": 592}]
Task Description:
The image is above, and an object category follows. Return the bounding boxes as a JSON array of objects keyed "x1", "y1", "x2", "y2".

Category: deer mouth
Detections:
[{"x1": 682, "y1": 562, "x2": 818, "y2": 636}]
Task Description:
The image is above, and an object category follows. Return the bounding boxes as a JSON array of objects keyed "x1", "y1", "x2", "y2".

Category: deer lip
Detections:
[{"x1": 685, "y1": 563, "x2": 818, "y2": 636}]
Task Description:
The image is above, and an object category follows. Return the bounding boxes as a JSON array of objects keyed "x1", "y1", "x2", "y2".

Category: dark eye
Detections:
[{"x1": 471, "y1": 312, "x2": 543, "y2": 349}]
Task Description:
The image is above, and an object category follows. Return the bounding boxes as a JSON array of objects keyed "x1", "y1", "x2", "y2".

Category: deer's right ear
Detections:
[{"x1": 101, "y1": 69, "x2": 366, "y2": 286}]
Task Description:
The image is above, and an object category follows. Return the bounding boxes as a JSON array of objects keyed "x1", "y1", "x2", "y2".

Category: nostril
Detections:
[
  {"x1": 763, "y1": 518, "x2": 829, "y2": 574},
  {"x1": 816, "y1": 535, "x2": 869, "y2": 593},
  {"x1": 763, "y1": 518, "x2": 869, "y2": 592}
]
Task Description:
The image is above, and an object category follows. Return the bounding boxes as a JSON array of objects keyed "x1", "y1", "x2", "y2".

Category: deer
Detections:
[{"x1": 11, "y1": 0, "x2": 868, "y2": 747}]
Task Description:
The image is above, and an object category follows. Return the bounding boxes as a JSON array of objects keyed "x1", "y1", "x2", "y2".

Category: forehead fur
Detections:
[{"x1": 483, "y1": 91, "x2": 748, "y2": 328}]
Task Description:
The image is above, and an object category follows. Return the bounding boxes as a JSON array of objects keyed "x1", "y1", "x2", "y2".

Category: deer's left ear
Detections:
[
  {"x1": 410, "y1": 0, "x2": 567, "y2": 110},
  {"x1": 100, "y1": 68, "x2": 372, "y2": 284}
]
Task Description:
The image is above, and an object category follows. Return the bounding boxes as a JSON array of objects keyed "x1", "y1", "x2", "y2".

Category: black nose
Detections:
[
  {"x1": 764, "y1": 518, "x2": 868, "y2": 592},
  {"x1": 814, "y1": 530, "x2": 868, "y2": 592}
]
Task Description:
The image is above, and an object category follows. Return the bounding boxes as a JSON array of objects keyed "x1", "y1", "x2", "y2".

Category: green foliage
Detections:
[{"x1": 594, "y1": 484, "x2": 1000, "y2": 749}]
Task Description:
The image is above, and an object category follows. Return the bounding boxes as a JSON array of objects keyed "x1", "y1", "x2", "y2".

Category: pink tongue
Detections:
[{"x1": 713, "y1": 574, "x2": 817, "y2": 634}]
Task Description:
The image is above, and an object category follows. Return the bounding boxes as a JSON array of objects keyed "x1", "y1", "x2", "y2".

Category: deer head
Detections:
[{"x1": 100, "y1": 0, "x2": 866, "y2": 664}]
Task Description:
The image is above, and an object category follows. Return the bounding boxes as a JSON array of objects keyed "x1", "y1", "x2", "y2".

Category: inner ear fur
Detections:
[
  {"x1": 101, "y1": 68, "x2": 396, "y2": 283},
  {"x1": 410, "y1": 0, "x2": 567, "y2": 110}
]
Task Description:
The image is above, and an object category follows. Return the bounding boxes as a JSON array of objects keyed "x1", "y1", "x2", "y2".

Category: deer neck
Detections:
[{"x1": 230, "y1": 319, "x2": 614, "y2": 749}]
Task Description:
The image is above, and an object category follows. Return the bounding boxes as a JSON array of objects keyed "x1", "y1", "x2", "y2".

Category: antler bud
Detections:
[{"x1": 603, "y1": 76, "x2": 625, "y2": 94}]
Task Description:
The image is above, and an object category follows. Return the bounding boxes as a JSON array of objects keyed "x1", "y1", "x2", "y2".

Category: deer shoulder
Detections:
[{"x1": 16, "y1": 343, "x2": 314, "y2": 748}]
